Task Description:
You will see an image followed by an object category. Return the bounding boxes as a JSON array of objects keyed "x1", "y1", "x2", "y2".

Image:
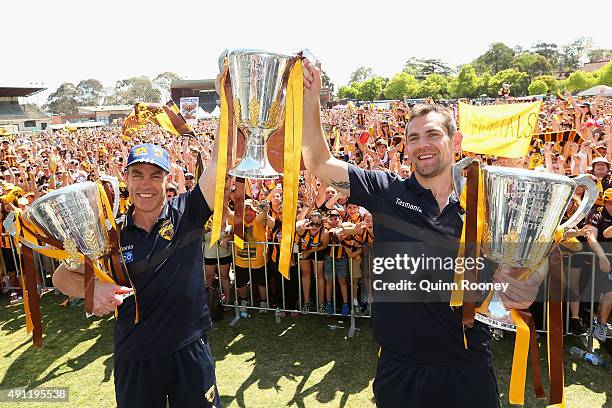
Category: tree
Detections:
[
  {"x1": 152, "y1": 72, "x2": 181, "y2": 103},
  {"x1": 383, "y1": 72, "x2": 419, "y2": 99},
  {"x1": 416, "y1": 74, "x2": 451, "y2": 99},
  {"x1": 563, "y1": 70, "x2": 596, "y2": 93},
  {"x1": 452, "y1": 64, "x2": 481, "y2": 98},
  {"x1": 477, "y1": 72, "x2": 492, "y2": 97},
  {"x1": 528, "y1": 79, "x2": 548, "y2": 95},
  {"x1": 44, "y1": 82, "x2": 79, "y2": 115},
  {"x1": 588, "y1": 49, "x2": 612, "y2": 63},
  {"x1": 472, "y1": 42, "x2": 515, "y2": 74},
  {"x1": 112, "y1": 76, "x2": 161, "y2": 104},
  {"x1": 532, "y1": 75, "x2": 558, "y2": 92},
  {"x1": 488, "y1": 69, "x2": 529, "y2": 96},
  {"x1": 403, "y1": 58, "x2": 452, "y2": 80},
  {"x1": 594, "y1": 62, "x2": 612, "y2": 86},
  {"x1": 559, "y1": 37, "x2": 592, "y2": 71},
  {"x1": 349, "y1": 67, "x2": 374, "y2": 84},
  {"x1": 357, "y1": 77, "x2": 386, "y2": 101},
  {"x1": 532, "y1": 42, "x2": 560, "y2": 68},
  {"x1": 337, "y1": 84, "x2": 360, "y2": 99},
  {"x1": 321, "y1": 70, "x2": 334, "y2": 92},
  {"x1": 512, "y1": 52, "x2": 553, "y2": 79},
  {"x1": 75, "y1": 79, "x2": 104, "y2": 106}
]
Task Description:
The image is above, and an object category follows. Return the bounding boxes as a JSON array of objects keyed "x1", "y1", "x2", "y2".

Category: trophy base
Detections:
[
  {"x1": 474, "y1": 291, "x2": 517, "y2": 332},
  {"x1": 475, "y1": 313, "x2": 518, "y2": 332},
  {"x1": 229, "y1": 140, "x2": 281, "y2": 180},
  {"x1": 229, "y1": 159, "x2": 281, "y2": 180}
]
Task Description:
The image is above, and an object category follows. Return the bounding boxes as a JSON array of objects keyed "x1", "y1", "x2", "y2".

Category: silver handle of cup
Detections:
[
  {"x1": 2, "y1": 212, "x2": 55, "y2": 252},
  {"x1": 558, "y1": 174, "x2": 599, "y2": 231},
  {"x1": 452, "y1": 157, "x2": 475, "y2": 198}
]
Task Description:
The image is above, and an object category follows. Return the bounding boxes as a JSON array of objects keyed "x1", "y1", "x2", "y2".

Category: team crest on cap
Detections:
[
  {"x1": 133, "y1": 146, "x2": 148, "y2": 156},
  {"x1": 159, "y1": 219, "x2": 175, "y2": 240},
  {"x1": 153, "y1": 146, "x2": 163, "y2": 158}
]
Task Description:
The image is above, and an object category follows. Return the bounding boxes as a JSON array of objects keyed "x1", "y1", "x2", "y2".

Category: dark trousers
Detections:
[
  {"x1": 114, "y1": 334, "x2": 222, "y2": 408},
  {"x1": 373, "y1": 352, "x2": 500, "y2": 408}
]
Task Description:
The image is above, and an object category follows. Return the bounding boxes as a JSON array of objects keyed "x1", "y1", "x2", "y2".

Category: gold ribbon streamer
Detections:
[
  {"x1": 509, "y1": 309, "x2": 530, "y2": 405},
  {"x1": 210, "y1": 64, "x2": 230, "y2": 249},
  {"x1": 450, "y1": 164, "x2": 486, "y2": 307},
  {"x1": 278, "y1": 60, "x2": 304, "y2": 279}
]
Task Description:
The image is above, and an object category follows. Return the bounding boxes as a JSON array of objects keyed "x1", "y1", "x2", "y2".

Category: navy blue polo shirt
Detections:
[
  {"x1": 114, "y1": 184, "x2": 212, "y2": 362},
  {"x1": 348, "y1": 165, "x2": 492, "y2": 368}
]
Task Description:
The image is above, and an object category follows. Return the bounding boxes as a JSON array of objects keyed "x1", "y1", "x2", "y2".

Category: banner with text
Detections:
[{"x1": 459, "y1": 101, "x2": 542, "y2": 158}]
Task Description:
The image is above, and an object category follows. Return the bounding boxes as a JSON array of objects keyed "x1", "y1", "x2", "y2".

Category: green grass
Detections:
[{"x1": 0, "y1": 294, "x2": 610, "y2": 407}]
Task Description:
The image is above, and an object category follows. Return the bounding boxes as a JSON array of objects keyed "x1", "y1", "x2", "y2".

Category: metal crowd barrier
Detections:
[
  {"x1": 202, "y1": 240, "x2": 373, "y2": 338},
  {"x1": 202, "y1": 240, "x2": 611, "y2": 346},
  {"x1": 1, "y1": 230, "x2": 609, "y2": 348},
  {"x1": 0, "y1": 232, "x2": 60, "y2": 295}
]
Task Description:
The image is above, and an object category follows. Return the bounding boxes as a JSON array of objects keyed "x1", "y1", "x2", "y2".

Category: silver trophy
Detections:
[
  {"x1": 25, "y1": 181, "x2": 115, "y2": 269},
  {"x1": 226, "y1": 50, "x2": 295, "y2": 179},
  {"x1": 452, "y1": 158, "x2": 598, "y2": 330}
]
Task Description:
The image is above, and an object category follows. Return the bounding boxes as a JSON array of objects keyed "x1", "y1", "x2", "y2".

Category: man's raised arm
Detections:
[{"x1": 302, "y1": 59, "x2": 350, "y2": 196}]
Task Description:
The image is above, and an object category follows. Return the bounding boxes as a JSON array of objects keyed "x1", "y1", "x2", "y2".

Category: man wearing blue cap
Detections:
[{"x1": 53, "y1": 139, "x2": 222, "y2": 407}]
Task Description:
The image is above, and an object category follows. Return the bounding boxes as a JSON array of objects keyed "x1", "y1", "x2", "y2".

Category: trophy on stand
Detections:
[{"x1": 452, "y1": 157, "x2": 598, "y2": 405}]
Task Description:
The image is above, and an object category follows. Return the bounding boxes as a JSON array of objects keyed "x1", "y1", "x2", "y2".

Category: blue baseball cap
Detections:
[{"x1": 127, "y1": 144, "x2": 170, "y2": 172}]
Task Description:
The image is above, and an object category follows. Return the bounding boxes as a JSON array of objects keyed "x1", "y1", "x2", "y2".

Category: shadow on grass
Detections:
[
  {"x1": 0, "y1": 293, "x2": 114, "y2": 390},
  {"x1": 210, "y1": 313, "x2": 375, "y2": 408},
  {"x1": 493, "y1": 333, "x2": 611, "y2": 408}
]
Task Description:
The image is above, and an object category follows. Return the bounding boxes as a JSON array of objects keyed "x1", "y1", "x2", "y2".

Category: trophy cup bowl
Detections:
[
  {"x1": 26, "y1": 181, "x2": 111, "y2": 269},
  {"x1": 227, "y1": 50, "x2": 294, "y2": 179},
  {"x1": 452, "y1": 158, "x2": 598, "y2": 330}
]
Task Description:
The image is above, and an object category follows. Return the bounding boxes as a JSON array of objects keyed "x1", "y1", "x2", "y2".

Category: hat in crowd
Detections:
[
  {"x1": 327, "y1": 209, "x2": 340, "y2": 217},
  {"x1": 244, "y1": 198, "x2": 259, "y2": 211},
  {"x1": 591, "y1": 157, "x2": 611, "y2": 168},
  {"x1": 0, "y1": 137, "x2": 9, "y2": 144},
  {"x1": 579, "y1": 102, "x2": 591, "y2": 107},
  {"x1": 375, "y1": 138, "x2": 388, "y2": 146},
  {"x1": 166, "y1": 183, "x2": 178, "y2": 192},
  {"x1": 603, "y1": 188, "x2": 612, "y2": 203},
  {"x1": 127, "y1": 143, "x2": 170, "y2": 172},
  {"x1": 184, "y1": 172, "x2": 195, "y2": 180}
]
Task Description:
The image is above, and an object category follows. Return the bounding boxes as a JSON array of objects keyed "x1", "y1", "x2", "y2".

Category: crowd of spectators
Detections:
[{"x1": 0, "y1": 90, "x2": 610, "y2": 351}]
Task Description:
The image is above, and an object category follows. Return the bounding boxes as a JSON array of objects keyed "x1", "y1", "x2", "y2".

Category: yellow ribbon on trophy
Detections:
[
  {"x1": 277, "y1": 60, "x2": 304, "y2": 279},
  {"x1": 209, "y1": 56, "x2": 304, "y2": 279},
  {"x1": 209, "y1": 61, "x2": 243, "y2": 249},
  {"x1": 450, "y1": 164, "x2": 485, "y2": 308}
]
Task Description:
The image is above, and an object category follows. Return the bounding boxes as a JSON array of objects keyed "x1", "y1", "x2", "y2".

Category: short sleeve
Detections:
[
  {"x1": 177, "y1": 184, "x2": 212, "y2": 224},
  {"x1": 347, "y1": 164, "x2": 393, "y2": 213}
]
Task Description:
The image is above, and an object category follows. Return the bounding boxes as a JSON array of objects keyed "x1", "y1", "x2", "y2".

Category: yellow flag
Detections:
[{"x1": 459, "y1": 101, "x2": 541, "y2": 158}]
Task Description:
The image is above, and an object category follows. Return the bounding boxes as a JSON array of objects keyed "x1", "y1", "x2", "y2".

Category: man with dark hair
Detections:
[
  {"x1": 298, "y1": 59, "x2": 528, "y2": 407},
  {"x1": 52, "y1": 140, "x2": 223, "y2": 408}
]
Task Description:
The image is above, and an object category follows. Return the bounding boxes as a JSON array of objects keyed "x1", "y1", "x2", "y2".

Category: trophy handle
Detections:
[
  {"x1": 452, "y1": 157, "x2": 475, "y2": 198},
  {"x1": 558, "y1": 174, "x2": 599, "y2": 231},
  {"x1": 2, "y1": 212, "x2": 56, "y2": 252}
]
